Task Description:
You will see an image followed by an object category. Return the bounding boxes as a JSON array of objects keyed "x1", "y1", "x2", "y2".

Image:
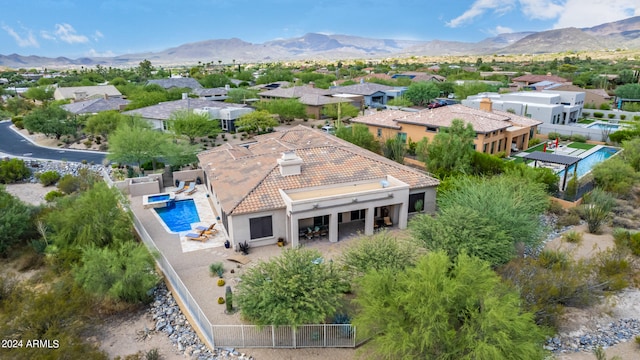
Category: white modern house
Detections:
[
  {"x1": 462, "y1": 90, "x2": 585, "y2": 125},
  {"x1": 197, "y1": 126, "x2": 439, "y2": 249}
]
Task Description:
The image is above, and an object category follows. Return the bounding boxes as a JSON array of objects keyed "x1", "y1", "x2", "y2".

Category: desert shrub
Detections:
[
  {"x1": 579, "y1": 189, "x2": 616, "y2": 234},
  {"x1": 564, "y1": 176, "x2": 579, "y2": 200},
  {"x1": 528, "y1": 137, "x2": 542, "y2": 147},
  {"x1": 559, "y1": 134, "x2": 571, "y2": 141},
  {"x1": 83, "y1": 139, "x2": 93, "y2": 148},
  {"x1": 0, "y1": 158, "x2": 31, "y2": 184},
  {"x1": 591, "y1": 157, "x2": 638, "y2": 197},
  {"x1": 209, "y1": 262, "x2": 224, "y2": 277},
  {"x1": 140, "y1": 160, "x2": 165, "y2": 171},
  {"x1": 562, "y1": 230, "x2": 583, "y2": 244},
  {"x1": 44, "y1": 190, "x2": 65, "y2": 202},
  {"x1": 13, "y1": 120, "x2": 24, "y2": 129},
  {"x1": 570, "y1": 134, "x2": 587, "y2": 142},
  {"x1": 57, "y1": 173, "x2": 82, "y2": 194},
  {"x1": 599, "y1": 103, "x2": 611, "y2": 110},
  {"x1": 594, "y1": 249, "x2": 630, "y2": 291},
  {"x1": 547, "y1": 200, "x2": 565, "y2": 216},
  {"x1": 613, "y1": 229, "x2": 640, "y2": 256},
  {"x1": 38, "y1": 170, "x2": 61, "y2": 186},
  {"x1": 556, "y1": 212, "x2": 581, "y2": 228},
  {"x1": 217, "y1": 279, "x2": 225, "y2": 286},
  {"x1": 608, "y1": 113, "x2": 616, "y2": 119},
  {"x1": 340, "y1": 231, "x2": 418, "y2": 278},
  {"x1": 471, "y1": 151, "x2": 505, "y2": 176},
  {"x1": 547, "y1": 132, "x2": 560, "y2": 140},
  {"x1": 593, "y1": 112, "x2": 604, "y2": 118},
  {"x1": 582, "y1": 112, "x2": 590, "y2": 117}
]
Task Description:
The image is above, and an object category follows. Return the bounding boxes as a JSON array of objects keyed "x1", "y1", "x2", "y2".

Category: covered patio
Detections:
[{"x1": 522, "y1": 151, "x2": 581, "y2": 191}]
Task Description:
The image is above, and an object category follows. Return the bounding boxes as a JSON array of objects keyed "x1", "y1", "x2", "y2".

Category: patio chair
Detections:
[
  {"x1": 185, "y1": 232, "x2": 208, "y2": 242},
  {"x1": 187, "y1": 185, "x2": 198, "y2": 195},
  {"x1": 174, "y1": 180, "x2": 187, "y2": 193},
  {"x1": 195, "y1": 223, "x2": 216, "y2": 234},
  {"x1": 183, "y1": 182, "x2": 195, "y2": 195},
  {"x1": 384, "y1": 217, "x2": 392, "y2": 227}
]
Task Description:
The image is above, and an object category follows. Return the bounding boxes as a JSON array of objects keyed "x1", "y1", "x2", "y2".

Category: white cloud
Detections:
[
  {"x1": 552, "y1": 0, "x2": 640, "y2": 29},
  {"x1": 446, "y1": 0, "x2": 514, "y2": 28},
  {"x1": 491, "y1": 25, "x2": 514, "y2": 35},
  {"x1": 2, "y1": 24, "x2": 39, "y2": 47},
  {"x1": 93, "y1": 30, "x2": 104, "y2": 41},
  {"x1": 40, "y1": 30, "x2": 55, "y2": 40},
  {"x1": 86, "y1": 48, "x2": 115, "y2": 57},
  {"x1": 54, "y1": 23, "x2": 89, "y2": 44},
  {"x1": 518, "y1": 0, "x2": 564, "y2": 20}
]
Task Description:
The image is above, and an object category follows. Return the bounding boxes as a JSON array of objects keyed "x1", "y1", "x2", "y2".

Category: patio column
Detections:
[
  {"x1": 364, "y1": 206, "x2": 375, "y2": 235},
  {"x1": 329, "y1": 212, "x2": 339, "y2": 243},
  {"x1": 290, "y1": 212, "x2": 300, "y2": 248}
]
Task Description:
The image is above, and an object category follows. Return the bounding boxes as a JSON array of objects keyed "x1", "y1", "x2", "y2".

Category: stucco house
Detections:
[
  {"x1": 147, "y1": 78, "x2": 203, "y2": 90},
  {"x1": 53, "y1": 85, "x2": 122, "y2": 101},
  {"x1": 197, "y1": 126, "x2": 439, "y2": 249},
  {"x1": 62, "y1": 97, "x2": 130, "y2": 115},
  {"x1": 329, "y1": 82, "x2": 397, "y2": 107},
  {"x1": 122, "y1": 98, "x2": 251, "y2": 132},
  {"x1": 258, "y1": 85, "x2": 352, "y2": 119},
  {"x1": 351, "y1": 101, "x2": 542, "y2": 157}
]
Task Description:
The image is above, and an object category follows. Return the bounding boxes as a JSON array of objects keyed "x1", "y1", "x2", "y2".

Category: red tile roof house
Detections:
[{"x1": 197, "y1": 126, "x2": 439, "y2": 249}]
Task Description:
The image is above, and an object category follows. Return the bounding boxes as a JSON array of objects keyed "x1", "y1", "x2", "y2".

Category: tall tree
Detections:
[
  {"x1": 257, "y1": 99, "x2": 307, "y2": 123},
  {"x1": 23, "y1": 104, "x2": 75, "y2": 140},
  {"x1": 169, "y1": 109, "x2": 220, "y2": 144},
  {"x1": 107, "y1": 119, "x2": 169, "y2": 170},
  {"x1": 235, "y1": 110, "x2": 278, "y2": 134},
  {"x1": 84, "y1": 110, "x2": 127, "y2": 140},
  {"x1": 137, "y1": 59, "x2": 153, "y2": 81},
  {"x1": 23, "y1": 86, "x2": 54, "y2": 103},
  {"x1": 199, "y1": 73, "x2": 231, "y2": 88},
  {"x1": 225, "y1": 88, "x2": 259, "y2": 104},
  {"x1": 321, "y1": 102, "x2": 359, "y2": 121},
  {"x1": 335, "y1": 123, "x2": 379, "y2": 153},
  {"x1": 403, "y1": 81, "x2": 440, "y2": 106},
  {"x1": 353, "y1": 251, "x2": 548, "y2": 359},
  {"x1": 236, "y1": 248, "x2": 348, "y2": 327},
  {"x1": 614, "y1": 83, "x2": 640, "y2": 99},
  {"x1": 425, "y1": 119, "x2": 476, "y2": 177}
]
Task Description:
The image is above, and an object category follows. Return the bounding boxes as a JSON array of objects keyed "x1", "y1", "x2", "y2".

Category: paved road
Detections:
[{"x1": 0, "y1": 120, "x2": 108, "y2": 164}]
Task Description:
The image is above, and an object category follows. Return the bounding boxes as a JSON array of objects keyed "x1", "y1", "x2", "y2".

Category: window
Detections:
[
  {"x1": 483, "y1": 143, "x2": 488, "y2": 153},
  {"x1": 377, "y1": 128, "x2": 382, "y2": 138},
  {"x1": 498, "y1": 139, "x2": 503, "y2": 151},
  {"x1": 490, "y1": 141, "x2": 495, "y2": 154},
  {"x1": 397, "y1": 132, "x2": 407, "y2": 143},
  {"x1": 249, "y1": 216, "x2": 273, "y2": 240},
  {"x1": 408, "y1": 192, "x2": 425, "y2": 213},
  {"x1": 426, "y1": 126, "x2": 437, "y2": 132},
  {"x1": 350, "y1": 209, "x2": 365, "y2": 221}
]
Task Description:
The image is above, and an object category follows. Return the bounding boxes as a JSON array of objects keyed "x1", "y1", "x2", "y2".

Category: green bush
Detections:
[
  {"x1": 599, "y1": 103, "x2": 611, "y2": 110},
  {"x1": 620, "y1": 115, "x2": 626, "y2": 120},
  {"x1": 556, "y1": 212, "x2": 581, "y2": 228},
  {"x1": 560, "y1": 134, "x2": 571, "y2": 141},
  {"x1": 562, "y1": 230, "x2": 583, "y2": 244},
  {"x1": 607, "y1": 113, "x2": 615, "y2": 119},
  {"x1": 582, "y1": 112, "x2": 590, "y2": 117},
  {"x1": 593, "y1": 112, "x2": 604, "y2": 118},
  {"x1": 209, "y1": 262, "x2": 224, "y2": 277},
  {"x1": 38, "y1": 170, "x2": 61, "y2": 186},
  {"x1": 57, "y1": 174, "x2": 82, "y2": 194},
  {"x1": 528, "y1": 137, "x2": 542, "y2": 147},
  {"x1": 44, "y1": 190, "x2": 65, "y2": 202},
  {"x1": 140, "y1": 160, "x2": 165, "y2": 171},
  {"x1": 570, "y1": 134, "x2": 587, "y2": 142},
  {"x1": 547, "y1": 132, "x2": 560, "y2": 140},
  {"x1": 634, "y1": 115, "x2": 640, "y2": 121},
  {"x1": 0, "y1": 158, "x2": 31, "y2": 184},
  {"x1": 13, "y1": 120, "x2": 24, "y2": 129},
  {"x1": 595, "y1": 250, "x2": 630, "y2": 291}
]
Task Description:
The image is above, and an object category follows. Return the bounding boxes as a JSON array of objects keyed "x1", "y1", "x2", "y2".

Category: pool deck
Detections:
[{"x1": 130, "y1": 183, "x2": 374, "y2": 331}]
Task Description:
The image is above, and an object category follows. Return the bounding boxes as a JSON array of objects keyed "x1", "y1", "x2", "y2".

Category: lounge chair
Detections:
[
  {"x1": 174, "y1": 180, "x2": 187, "y2": 194},
  {"x1": 187, "y1": 185, "x2": 198, "y2": 195},
  {"x1": 183, "y1": 182, "x2": 196, "y2": 195},
  {"x1": 185, "y1": 232, "x2": 208, "y2": 242},
  {"x1": 384, "y1": 216, "x2": 393, "y2": 227},
  {"x1": 195, "y1": 223, "x2": 216, "y2": 233}
]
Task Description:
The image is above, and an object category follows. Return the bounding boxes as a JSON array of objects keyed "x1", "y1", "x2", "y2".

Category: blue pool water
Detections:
[
  {"x1": 586, "y1": 123, "x2": 620, "y2": 130},
  {"x1": 154, "y1": 199, "x2": 200, "y2": 232},
  {"x1": 557, "y1": 146, "x2": 618, "y2": 179},
  {"x1": 148, "y1": 194, "x2": 170, "y2": 202}
]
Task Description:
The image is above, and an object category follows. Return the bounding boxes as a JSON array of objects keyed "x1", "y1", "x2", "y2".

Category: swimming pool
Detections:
[
  {"x1": 154, "y1": 199, "x2": 200, "y2": 232},
  {"x1": 557, "y1": 146, "x2": 618, "y2": 179},
  {"x1": 148, "y1": 194, "x2": 170, "y2": 202},
  {"x1": 586, "y1": 122, "x2": 620, "y2": 131},
  {"x1": 143, "y1": 192, "x2": 176, "y2": 209}
]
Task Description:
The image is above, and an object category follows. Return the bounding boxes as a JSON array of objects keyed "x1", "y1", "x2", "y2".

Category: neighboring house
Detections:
[
  {"x1": 53, "y1": 85, "x2": 122, "y2": 101},
  {"x1": 392, "y1": 72, "x2": 446, "y2": 82},
  {"x1": 62, "y1": 97, "x2": 130, "y2": 115},
  {"x1": 543, "y1": 83, "x2": 611, "y2": 108},
  {"x1": 462, "y1": 90, "x2": 585, "y2": 125},
  {"x1": 192, "y1": 87, "x2": 229, "y2": 101},
  {"x1": 329, "y1": 82, "x2": 397, "y2": 107},
  {"x1": 351, "y1": 102, "x2": 542, "y2": 157},
  {"x1": 146, "y1": 77, "x2": 203, "y2": 90},
  {"x1": 250, "y1": 81, "x2": 291, "y2": 91},
  {"x1": 197, "y1": 126, "x2": 439, "y2": 249},
  {"x1": 258, "y1": 85, "x2": 347, "y2": 118},
  {"x1": 511, "y1": 74, "x2": 569, "y2": 88},
  {"x1": 122, "y1": 98, "x2": 251, "y2": 132}
]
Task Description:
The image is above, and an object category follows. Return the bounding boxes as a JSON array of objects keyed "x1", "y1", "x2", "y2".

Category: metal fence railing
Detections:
[{"x1": 103, "y1": 169, "x2": 357, "y2": 349}]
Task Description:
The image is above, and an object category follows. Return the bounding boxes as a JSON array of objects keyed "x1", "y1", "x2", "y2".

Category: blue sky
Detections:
[{"x1": 1, "y1": 0, "x2": 638, "y2": 58}]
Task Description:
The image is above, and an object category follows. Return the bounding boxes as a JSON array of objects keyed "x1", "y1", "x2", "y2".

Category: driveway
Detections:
[{"x1": 0, "y1": 120, "x2": 107, "y2": 164}]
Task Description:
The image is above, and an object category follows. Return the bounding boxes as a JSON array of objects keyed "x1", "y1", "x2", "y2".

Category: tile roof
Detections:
[
  {"x1": 122, "y1": 99, "x2": 246, "y2": 120},
  {"x1": 258, "y1": 85, "x2": 331, "y2": 99},
  {"x1": 193, "y1": 87, "x2": 228, "y2": 96},
  {"x1": 197, "y1": 126, "x2": 439, "y2": 215},
  {"x1": 329, "y1": 82, "x2": 395, "y2": 96},
  {"x1": 298, "y1": 94, "x2": 352, "y2": 106},
  {"x1": 62, "y1": 97, "x2": 130, "y2": 114},
  {"x1": 147, "y1": 78, "x2": 203, "y2": 90},
  {"x1": 351, "y1": 104, "x2": 542, "y2": 133},
  {"x1": 512, "y1": 74, "x2": 568, "y2": 84},
  {"x1": 54, "y1": 85, "x2": 121, "y2": 100}
]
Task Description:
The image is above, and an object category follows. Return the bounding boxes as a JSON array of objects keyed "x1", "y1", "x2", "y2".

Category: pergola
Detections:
[{"x1": 522, "y1": 151, "x2": 581, "y2": 191}]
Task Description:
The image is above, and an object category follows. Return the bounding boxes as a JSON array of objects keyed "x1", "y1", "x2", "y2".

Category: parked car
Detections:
[
  {"x1": 321, "y1": 125, "x2": 335, "y2": 134},
  {"x1": 427, "y1": 102, "x2": 444, "y2": 109}
]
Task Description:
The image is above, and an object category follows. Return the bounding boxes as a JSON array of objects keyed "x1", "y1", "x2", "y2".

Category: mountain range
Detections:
[{"x1": 2, "y1": 16, "x2": 639, "y2": 69}]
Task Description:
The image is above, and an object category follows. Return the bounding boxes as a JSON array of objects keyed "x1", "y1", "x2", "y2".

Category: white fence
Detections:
[{"x1": 103, "y1": 169, "x2": 357, "y2": 349}]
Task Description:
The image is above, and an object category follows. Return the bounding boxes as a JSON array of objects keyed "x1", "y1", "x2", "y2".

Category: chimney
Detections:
[
  {"x1": 308, "y1": 81, "x2": 315, "y2": 88},
  {"x1": 104, "y1": 93, "x2": 108, "y2": 100},
  {"x1": 182, "y1": 92, "x2": 188, "y2": 100},
  {"x1": 479, "y1": 97, "x2": 493, "y2": 112},
  {"x1": 277, "y1": 151, "x2": 302, "y2": 176},
  {"x1": 74, "y1": 91, "x2": 87, "y2": 101},
  {"x1": 225, "y1": 84, "x2": 230, "y2": 91}
]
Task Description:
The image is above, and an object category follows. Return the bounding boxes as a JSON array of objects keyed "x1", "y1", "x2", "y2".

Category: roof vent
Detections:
[{"x1": 277, "y1": 151, "x2": 303, "y2": 176}]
